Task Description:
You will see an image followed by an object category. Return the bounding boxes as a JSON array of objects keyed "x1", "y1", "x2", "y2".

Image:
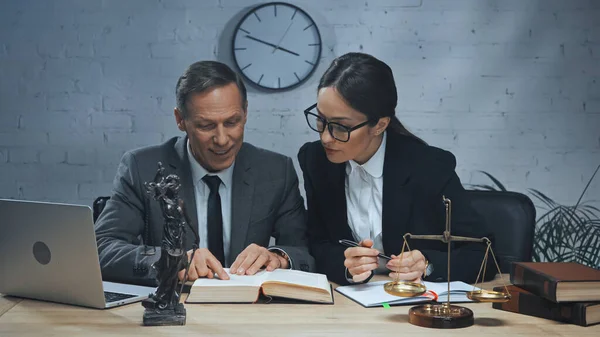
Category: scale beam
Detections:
[{"x1": 404, "y1": 233, "x2": 490, "y2": 244}]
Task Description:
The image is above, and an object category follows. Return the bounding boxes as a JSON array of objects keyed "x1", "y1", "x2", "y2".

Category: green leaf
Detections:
[
  {"x1": 477, "y1": 171, "x2": 508, "y2": 191},
  {"x1": 582, "y1": 204, "x2": 600, "y2": 213},
  {"x1": 575, "y1": 164, "x2": 600, "y2": 207},
  {"x1": 529, "y1": 188, "x2": 557, "y2": 209},
  {"x1": 560, "y1": 206, "x2": 587, "y2": 230},
  {"x1": 466, "y1": 184, "x2": 501, "y2": 191}
]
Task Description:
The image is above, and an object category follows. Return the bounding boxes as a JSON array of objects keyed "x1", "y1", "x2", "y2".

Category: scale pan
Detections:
[
  {"x1": 466, "y1": 290, "x2": 511, "y2": 303},
  {"x1": 384, "y1": 281, "x2": 427, "y2": 297}
]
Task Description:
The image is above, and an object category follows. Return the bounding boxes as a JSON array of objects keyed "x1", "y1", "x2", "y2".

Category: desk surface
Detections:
[{"x1": 1, "y1": 275, "x2": 598, "y2": 337}]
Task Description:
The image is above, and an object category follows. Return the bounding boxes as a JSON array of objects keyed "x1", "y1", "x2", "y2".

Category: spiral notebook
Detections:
[{"x1": 336, "y1": 280, "x2": 480, "y2": 308}]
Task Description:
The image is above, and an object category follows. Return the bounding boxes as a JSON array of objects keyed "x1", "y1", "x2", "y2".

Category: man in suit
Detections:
[{"x1": 95, "y1": 61, "x2": 314, "y2": 286}]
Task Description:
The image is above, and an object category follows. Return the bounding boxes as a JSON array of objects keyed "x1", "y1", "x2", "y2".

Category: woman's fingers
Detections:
[
  {"x1": 352, "y1": 271, "x2": 373, "y2": 283},
  {"x1": 388, "y1": 270, "x2": 422, "y2": 282},
  {"x1": 344, "y1": 256, "x2": 377, "y2": 269},
  {"x1": 344, "y1": 246, "x2": 379, "y2": 258},
  {"x1": 348, "y1": 262, "x2": 378, "y2": 276}
]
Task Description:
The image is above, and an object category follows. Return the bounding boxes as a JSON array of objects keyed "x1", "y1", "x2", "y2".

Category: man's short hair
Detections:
[{"x1": 175, "y1": 61, "x2": 247, "y2": 118}]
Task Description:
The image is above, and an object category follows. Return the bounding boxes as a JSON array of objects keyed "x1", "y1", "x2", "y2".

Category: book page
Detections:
[
  {"x1": 336, "y1": 280, "x2": 482, "y2": 307},
  {"x1": 263, "y1": 269, "x2": 330, "y2": 291},
  {"x1": 191, "y1": 268, "x2": 268, "y2": 288},
  {"x1": 336, "y1": 281, "x2": 430, "y2": 307}
]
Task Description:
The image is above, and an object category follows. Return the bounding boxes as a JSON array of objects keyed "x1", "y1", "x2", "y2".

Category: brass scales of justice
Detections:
[{"x1": 383, "y1": 196, "x2": 511, "y2": 329}]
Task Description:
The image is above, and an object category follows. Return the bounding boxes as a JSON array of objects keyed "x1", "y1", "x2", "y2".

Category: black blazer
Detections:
[{"x1": 298, "y1": 132, "x2": 495, "y2": 285}]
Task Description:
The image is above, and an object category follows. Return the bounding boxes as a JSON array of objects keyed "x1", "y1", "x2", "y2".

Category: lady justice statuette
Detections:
[{"x1": 141, "y1": 162, "x2": 199, "y2": 326}]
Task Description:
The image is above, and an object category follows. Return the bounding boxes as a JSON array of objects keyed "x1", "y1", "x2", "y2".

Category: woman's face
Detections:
[{"x1": 316, "y1": 87, "x2": 383, "y2": 164}]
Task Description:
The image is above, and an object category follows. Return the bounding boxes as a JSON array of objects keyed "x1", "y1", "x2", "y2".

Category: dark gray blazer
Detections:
[{"x1": 95, "y1": 136, "x2": 314, "y2": 286}]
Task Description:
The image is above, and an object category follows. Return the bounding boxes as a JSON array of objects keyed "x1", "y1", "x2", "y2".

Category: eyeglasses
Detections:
[{"x1": 303, "y1": 103, "x2": 371, "y2": 143}]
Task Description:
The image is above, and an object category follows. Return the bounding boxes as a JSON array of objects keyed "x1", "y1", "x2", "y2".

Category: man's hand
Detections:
[
  {"x1": 386, "y1": 249, "x2": 426, "y2": 283},
  {"x1": 178, "y1": 248, "x2": 229, "y2": 282},
  {"x1": 344, "y1": 239, "x2": 380, "y2": 283},
  {"x1": 230, "y1": 243, "x2": 289, "y2": 275}
]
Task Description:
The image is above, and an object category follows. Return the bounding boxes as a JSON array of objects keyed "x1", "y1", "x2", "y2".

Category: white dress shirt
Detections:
[
  {"x1": 345, "y1": 132, "x2": 387, "y2": 273},
  {"x1": 188, "y1": 142, "x2": 234, "y2": 266}
]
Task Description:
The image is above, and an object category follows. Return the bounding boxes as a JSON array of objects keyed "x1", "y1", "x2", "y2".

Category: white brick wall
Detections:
[{"x1": 0, "y1": 0, "x2": 598, "y2": 208}]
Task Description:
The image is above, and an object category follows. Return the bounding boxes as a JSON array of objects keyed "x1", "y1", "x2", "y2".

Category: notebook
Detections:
[
  {"x1": 336, "y1": 280, "x2": 480, "y2": 307},
  {"x1": 186, "y1": 268, "x2": 333, "y2": 304},
  {"x1": 0, "y1": 199, "x2": 156, "y2": 309}
]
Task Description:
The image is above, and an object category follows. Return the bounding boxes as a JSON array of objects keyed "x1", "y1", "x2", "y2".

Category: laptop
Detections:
[{"x1": 0, "y1": 199, "x2": 156, "y2": 309}]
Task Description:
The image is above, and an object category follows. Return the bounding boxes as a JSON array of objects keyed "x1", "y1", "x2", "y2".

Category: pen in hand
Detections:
[{"x1": 338, "y1": 239, "x2": 392, "y2": 261}]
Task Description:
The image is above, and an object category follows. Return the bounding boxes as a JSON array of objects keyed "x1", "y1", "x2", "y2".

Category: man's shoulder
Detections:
[
  {"x1": 125, "y1": 137, "x2": 181, "y2": 162},
  {"x1": 240, "y1": 142, "x2": 291, "y2": 165}
]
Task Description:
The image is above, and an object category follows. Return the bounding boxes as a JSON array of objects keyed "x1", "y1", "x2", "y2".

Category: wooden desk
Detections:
[{"x1": 1, "y1": 275, "x2": 597, "y2": 336}]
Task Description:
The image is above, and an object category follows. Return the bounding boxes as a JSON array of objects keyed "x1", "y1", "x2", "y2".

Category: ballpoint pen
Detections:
[{"x1": 338, "y1": 239, "x2": 392, "y2": 260}]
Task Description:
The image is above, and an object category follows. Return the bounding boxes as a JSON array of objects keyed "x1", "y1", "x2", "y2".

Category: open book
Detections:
[
  {"x1": 186, "y1": 268, "x2": 333, "y2": 304},
  {"x1": 336, "y1": 280, "x2": 481, "y2": 308}
]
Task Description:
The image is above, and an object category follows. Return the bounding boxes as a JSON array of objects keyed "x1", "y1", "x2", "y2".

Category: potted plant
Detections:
[{"x1": 468, "y1": 165, "x2": 600, "y2": 269}]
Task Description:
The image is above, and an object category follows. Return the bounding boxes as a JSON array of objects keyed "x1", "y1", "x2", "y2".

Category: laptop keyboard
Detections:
[{"x1": 104, "y1": 291, "x2": 137, "y2": 303}]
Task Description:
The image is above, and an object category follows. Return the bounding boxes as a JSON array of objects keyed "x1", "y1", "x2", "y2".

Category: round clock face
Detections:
[{"x1": 232, "y1": 2, "x2": 322, "y2": 91}]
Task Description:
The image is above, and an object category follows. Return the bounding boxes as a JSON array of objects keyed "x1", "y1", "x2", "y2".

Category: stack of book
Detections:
[{"x1": 492, "y1": 262, "x2": 600, "y2": 327}]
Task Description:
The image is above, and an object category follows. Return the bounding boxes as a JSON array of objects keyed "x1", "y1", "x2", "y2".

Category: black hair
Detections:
[
  {"x1": 318, "y1": 52, "x2": 426, "y2": 144},
  {"x1": 175, "y1": 61, "x2": 247, "y2": 118}
]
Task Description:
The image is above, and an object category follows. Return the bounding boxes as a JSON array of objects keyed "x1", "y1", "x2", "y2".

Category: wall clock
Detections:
[{"x1": 232, "y1": 2, "x2": 322, "y2": 91}]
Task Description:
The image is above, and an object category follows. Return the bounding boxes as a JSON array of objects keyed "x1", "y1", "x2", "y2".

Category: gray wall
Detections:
[{"x1": 0, "y1": 0, "x2": 598, "y2": 208}]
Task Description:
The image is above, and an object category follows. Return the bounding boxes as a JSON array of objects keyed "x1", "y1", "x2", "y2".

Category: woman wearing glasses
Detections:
[{"x1": 298, "y1": 52, "x2": 494, "y2": 285}]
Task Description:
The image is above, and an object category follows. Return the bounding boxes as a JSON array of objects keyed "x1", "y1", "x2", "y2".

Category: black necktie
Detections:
[{"x1": 202, "y1": 175, "x2": 225, "y2": 265}]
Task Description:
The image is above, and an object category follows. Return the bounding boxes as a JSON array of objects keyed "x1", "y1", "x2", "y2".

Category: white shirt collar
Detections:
[
  {"x1": 346, "y1": 132, "x2": 387, "y2": 179},
  {"x1": 187, "y1": 140, "x2": 235, "y2": 188}
]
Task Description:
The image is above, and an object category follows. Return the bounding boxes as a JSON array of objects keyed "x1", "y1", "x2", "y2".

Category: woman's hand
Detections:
[
  {"x1": 386, "y1": 249, "x2": 426, "y2": 283},
  {"x1": 344, "y1": 239, "x2": 380, "y2": 282}
]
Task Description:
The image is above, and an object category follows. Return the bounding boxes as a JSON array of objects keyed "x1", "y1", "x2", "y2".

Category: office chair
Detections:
[
  {"x1": 466, "y1": 190, "x2": 536, "y2": 273},
  {"x1": 93, "y1": 196, "x2": 110, "y2": 223}
]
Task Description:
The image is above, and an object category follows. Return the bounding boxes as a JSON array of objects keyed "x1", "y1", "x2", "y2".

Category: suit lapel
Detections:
[
  {"x1": 381, "y1": 133, "x2": 415, "y2": 256},
  {"x1": 229, "y1": 144, "x2": 254, "y2": 261},
  {"x1": 171, "y1": 136, "x2": 199, "y2": 249},
  {"x1": 322, "y1": 155, "x2": 354, "y2": 240}
]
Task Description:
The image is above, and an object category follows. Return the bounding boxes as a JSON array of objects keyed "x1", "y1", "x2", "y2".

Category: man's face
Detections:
[{"x1": 175, "y1": 82, "x2": 247, "y2": 172}]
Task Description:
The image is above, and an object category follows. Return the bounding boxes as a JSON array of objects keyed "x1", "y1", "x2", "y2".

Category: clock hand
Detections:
[
  {"x1": 273, "y1": 45, "x2": 299, "y2": 56},
  {"x1": 245, "y1": 35, "x2": 299, "y2": 56},
  {"x1": 272, "y1": 21, "x2": 294, "y2": 54},
  {"x1": 245, "y1": 35, "x2": 278, "y2": 49}
]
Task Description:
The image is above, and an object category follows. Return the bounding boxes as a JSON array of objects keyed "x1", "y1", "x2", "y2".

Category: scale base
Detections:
[{"x1": 408, "y1": 304, "x2": 474, "y2": 329}]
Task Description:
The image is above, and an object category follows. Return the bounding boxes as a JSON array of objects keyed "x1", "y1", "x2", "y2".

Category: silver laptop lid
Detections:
[{"x1": 0, "y1": 199, "x2": 106, "y2": 308}]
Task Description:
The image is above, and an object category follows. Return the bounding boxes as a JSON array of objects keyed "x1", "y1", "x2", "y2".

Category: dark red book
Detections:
[
  {"x1": 510, "y1": 262, "x2": 600, "y2": 302},
  {"x1": 493, "y1": 285, "x2": 600, "y2": 327}
]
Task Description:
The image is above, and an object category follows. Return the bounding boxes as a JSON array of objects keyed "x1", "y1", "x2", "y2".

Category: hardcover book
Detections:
[
  {"x1": 186, "y1": 268, "x2": 333, "y2": 304},
  {"x1": 510, "y1": 262, "x2": 600, "y2": 302},
  {"x1": 492, "y1": 285, "x2": 600, "y2": 327}
]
